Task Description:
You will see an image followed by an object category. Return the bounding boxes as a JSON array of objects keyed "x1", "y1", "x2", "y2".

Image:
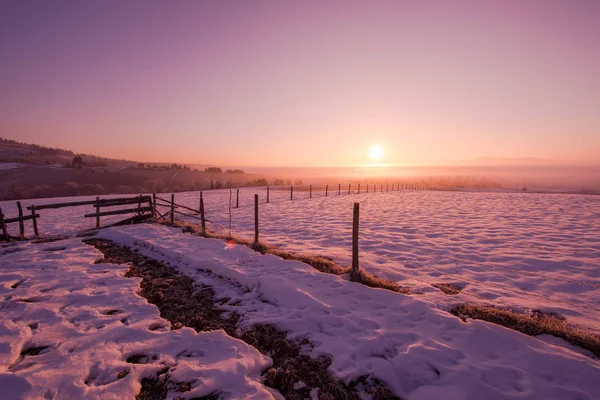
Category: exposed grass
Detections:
[
  {"x1": 165, "y1": 220, "x2": 350, "y2": 275},
  {"x1": 350, "y1": 269, "x2": 411, "y2": 294},
  {"x1": 451, "y1": 304, "x2": 600, "y2": 358},
  {"x1": 32, "y1": 236, "x2": 68, "y2": 244},
  {"x1": 86, "y1": 239, "x2": 398, "y2": 399},
  {"x1": 432, "y1": 283, "x2": 463, "y2": 295},
  {"x1": 167, "y1": 220, "x2": 411, "y2": 293}
]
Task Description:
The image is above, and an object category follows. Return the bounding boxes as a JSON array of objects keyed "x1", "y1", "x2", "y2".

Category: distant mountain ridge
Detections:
[{"x1": 0, "y1": 137, "x2": 135, "y2": 167}]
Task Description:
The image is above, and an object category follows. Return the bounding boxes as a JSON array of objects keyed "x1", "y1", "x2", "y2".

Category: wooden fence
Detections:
[
  {"x1": 0, "y1": 195, "x2": 153, "y2": 242},
  {"x1": 1, "y1": 182, "x2": 431, "y2": 243}
]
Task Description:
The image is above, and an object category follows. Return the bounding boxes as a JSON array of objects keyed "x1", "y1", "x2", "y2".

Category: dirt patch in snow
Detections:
[
  {"x1": 451, "y1": 304, "x2": 600, "y2": 358},
  {"x1": 432, "y1": 283, "x2": 463, "y2": 295},
  {"x1": 85, "y1": 238, "x2": 399, "y2": 400}
]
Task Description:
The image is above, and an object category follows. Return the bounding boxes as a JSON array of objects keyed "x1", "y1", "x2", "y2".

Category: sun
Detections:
[{"x1": 369, "y1": 145, "x2": 384, "y2": 162}]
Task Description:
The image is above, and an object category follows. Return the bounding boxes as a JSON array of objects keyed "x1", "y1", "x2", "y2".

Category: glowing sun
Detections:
[{"x1": 369, "y1": 145, "x2": 384, "y2": 162}]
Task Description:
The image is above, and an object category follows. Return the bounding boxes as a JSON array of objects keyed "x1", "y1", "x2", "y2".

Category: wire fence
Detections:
[{"x1": 151, "y1": 186, "x2": 600, "y2": 322}]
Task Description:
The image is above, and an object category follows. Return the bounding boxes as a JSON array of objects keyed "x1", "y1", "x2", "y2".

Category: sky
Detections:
[{"x1": 1, "y1": 0, "x2": 599, "y2": 167}]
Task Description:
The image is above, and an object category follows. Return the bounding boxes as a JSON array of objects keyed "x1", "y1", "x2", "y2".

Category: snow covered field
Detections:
[
  {"x1": 1, "y1": 189, "x2": 600, "y2": 399},
  {"x1": 167, "y1": 189, "x2": 600, "y2": 333},
  {"x1": 2, "y1": 189, "x2": 599, "y2": 333}
]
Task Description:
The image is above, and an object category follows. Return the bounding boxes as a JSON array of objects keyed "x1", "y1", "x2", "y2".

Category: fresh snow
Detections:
[
  {"x1": 0, "y1": 238, "x2": 276, "y2": 399},
  {"x1": 98, "y1": 224, "x2": 600, "y2": 400}
]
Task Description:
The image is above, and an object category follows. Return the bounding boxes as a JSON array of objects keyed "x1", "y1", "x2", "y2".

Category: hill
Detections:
[{"x1": 0, "y1": 138, "x2": 266, "y2": 200}]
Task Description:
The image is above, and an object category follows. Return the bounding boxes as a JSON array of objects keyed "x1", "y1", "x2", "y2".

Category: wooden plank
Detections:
[
  {"x1": 236, "y1": 188, "x2": 240, "y2": 208},
  {"x1": 172, "y1": 201, "x2": 201, "y2": 215},
  {"x1": 95, "y1": 197, "x2": 152, "y2": 208},
  {"x1": 0, "y1": 207, "x2": 8, "y2": 242},
  {"x1": 267, "y1": 186, "x2": 270, "y2": 203},
  {"x1": 4, "y1": 214, "x2": 40, "y2": 224},
  {"x1": 16, "y1": 202, "x2": 25, "y2": 238},
  {"x1": 84, "y1": 206, "x2": 153, "y2": 218},
  {"x1": 351, "y1": 202, "x2": 360, "y2": 279},
  {"x1": 26, "y1": 196, "x2": 151, "y2": 210}
]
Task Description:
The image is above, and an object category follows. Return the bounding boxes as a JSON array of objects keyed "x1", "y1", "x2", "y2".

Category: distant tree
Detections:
[
  {"x1": 64, "y1": 181, "x2": 80, "y2": 195},
  {"x1": 71, "y1": 155, "x2": 84, "y2": 169},
  {"x1": 248, "y1": 179, "x2": 268, "y2": 187},
  {"x1": 294, "y1": 179, "x2": 304, "y2": 185},
  {"x1": 205, "y1": 167, "x2": 223, "y2": 173},
  {"x1": 225, "y1": 169, "x2": 245, "y2": 174},
  {"x1": 274, "y1": 179, "x2": 285, "y2": 186},
  {"x1": 286, "y1": 179, "x2": 292, "y2": 185}
]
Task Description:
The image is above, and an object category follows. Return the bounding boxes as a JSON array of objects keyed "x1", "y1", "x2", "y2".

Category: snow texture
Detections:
[
  {"x1": 0, "y1": 238, "x2": 275, "y2": 399},
  {"x1": 99, "y1": 224, "x2": 600, "y2": 400}
]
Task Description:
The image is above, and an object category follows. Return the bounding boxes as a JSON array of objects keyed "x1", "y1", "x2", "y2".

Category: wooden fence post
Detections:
[
  {"x1": 199, "y1": 191, "x2": 203, "y2": 213},
  {"x1": 137, "y1": 195, "x2": 142, "y2": 215},
  {"x1": 348, "y1": 184, "x2": 351, "y2": 194},
  {"x1": 338, "y1": 183, "x2": 341, "y2": 195},
  {"x1": 290, "y1": 186, "x2": 293, "y2": 201},
  {"x1": 267, "y1": 186, "x2": 270, "y2": 203},
  {"x1": 351, "y1": 202, "x2": 360, "y2": 279},
  {"x1": 310, "y1": 185, "x2": 312, "y2": 198},
  {"x1": 95, "y1": 197, "x2": 101, "y2": 228},
  {"x1": 200, "y1": 194, "x2": 206, "y2": 235},
  {"x1": 16, "y1": 202, "x2": 25, "y2": 238},
  {"x1": 0, "y1": 207, "x2": 8, "y2": 242},
  {"x1": 31, "y1": 205, "x2": 39, "y2": 237},
  {"x1": 152, "y1": 193, "x2": 157, "y2": 217},
  {"x1": 236, "y1": 188, "x2": 240, "y2": 208},
  {"x1": 358, "y1": 184, "x2": 361, "y2": 194},
  {"x1": 254, "y1": 194, "x2": 259, "y2": 244},
  {"x1": 326, "y1": 184, "x2": 328, "y2": 197},
  {"x1": 367, "y1": 183, "x2": 369, "y2": 193},
  {"x1": 170, "y1": 194, "x2": 175, "y2": 224}
]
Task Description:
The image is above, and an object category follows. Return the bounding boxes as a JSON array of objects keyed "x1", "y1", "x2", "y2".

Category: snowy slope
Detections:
[
  {"x1": 0, "y1": 239, "x2": 276, "y2": 399},
  {"x1": 99, "y1": 224, "x2": 600, "y2": 400}
]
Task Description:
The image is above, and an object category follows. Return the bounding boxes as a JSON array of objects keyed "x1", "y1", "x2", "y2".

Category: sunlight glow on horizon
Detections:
[
  {"x1": 369, "y1": 146, "x2": 384, "y2": 163},
  {"x1": 1, "y1": 1, "x2": 599, "y2": 167}
]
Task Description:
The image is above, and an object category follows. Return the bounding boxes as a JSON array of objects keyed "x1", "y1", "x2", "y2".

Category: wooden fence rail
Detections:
[{"x1": 1, "y1": 195, "x2": 153, "y2": 242}]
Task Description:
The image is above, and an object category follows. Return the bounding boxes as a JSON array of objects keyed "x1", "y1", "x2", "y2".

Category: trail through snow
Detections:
[{"x1": 99, "y1": 224, "x2": 600, "y2": 400}]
